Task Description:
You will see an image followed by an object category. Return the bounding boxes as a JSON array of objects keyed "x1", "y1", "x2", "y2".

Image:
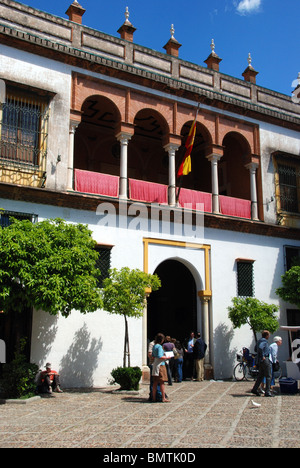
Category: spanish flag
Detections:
[{"x1": 177, "y1": 118, "x2": 197, "y2": 178}]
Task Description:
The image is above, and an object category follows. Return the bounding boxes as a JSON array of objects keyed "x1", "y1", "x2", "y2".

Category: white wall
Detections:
[
  {"x1": 1, "y1": 196, "x2": 299, "y2": 385},
  {"x1": 260, "y1": 122, "x2": 300, "y2": 224},
  {"x1": 0, "y1": 45, "x2": 71, "y2": 191}
]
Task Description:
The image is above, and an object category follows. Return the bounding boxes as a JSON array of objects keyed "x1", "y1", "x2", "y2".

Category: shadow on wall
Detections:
[
  {"x1": 213, "y1": 323, "x2": 237, "y2": 379},
  {"x1": 34, "y1": 311, "x2": 59, "y2": 366},
  {"x1": 59, "y1": 323, "x2": 103, "y2": 388}
]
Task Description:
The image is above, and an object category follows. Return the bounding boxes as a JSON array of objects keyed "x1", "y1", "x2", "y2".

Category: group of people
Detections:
[
  {"x1": 148, "y1": 331, "x2": 207, "y2": 403},
  {"x1": 251, "y1": 331, "x2": 282, "y2": 397}
]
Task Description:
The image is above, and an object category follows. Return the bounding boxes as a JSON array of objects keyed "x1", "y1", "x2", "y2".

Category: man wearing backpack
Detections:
[
  {"x1": 193, "y1": 333, "x2": 207, "y2": 382},
  {"x1": 251, "y1": 330, "x2": 273, "y2": 397}
]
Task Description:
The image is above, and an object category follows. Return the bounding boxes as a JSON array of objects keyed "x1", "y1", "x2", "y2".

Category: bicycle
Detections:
[
  {"x1": 234, "y1": 347, "x2": 282, "y2": 382},
  {"x1": 234, "y1": 348, "x2": 259, "y2": 381}
]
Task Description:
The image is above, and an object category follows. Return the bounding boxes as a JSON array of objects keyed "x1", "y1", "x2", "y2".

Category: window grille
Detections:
[
  {"x1": 0, "y1": 210, "x2": 38, "y2": 228},
  {"x1": 95, "y1": 246, "x2": 112, "y2": 288},
  {"x1": 237, "y1": 261, "x2": 254, "y2": 297},
  {"x1": 0, "y1": 93, "x2": 49, "y2": 167},
  {"x1": 278, "y1": 163, "x2": 300, "y2": 213}
]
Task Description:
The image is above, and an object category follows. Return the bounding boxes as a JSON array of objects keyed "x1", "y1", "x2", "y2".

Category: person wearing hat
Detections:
[{"x1": 36, "y1": 363, "x2": 63, "y2": 394}]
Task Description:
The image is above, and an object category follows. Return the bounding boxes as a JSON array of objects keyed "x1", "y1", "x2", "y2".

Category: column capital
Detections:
[
  {"x1": 69, "y1": 120, "x2": 79, "y2": 133},
  {"x1": 163, "y1": 142, "x2": 180, "y2": 153},
  {"x1": 245, "y1": 161, "x2": 259, "y2": 172},
  {"x1": 116, "y1": 131, "x2": 133, "y2": 144},
  {"x1": 206, "y1": 153, "x2": 223, "y2": 163},
  {"x1": 198, "y1": 290, "x2": 212, "y2": 302}
]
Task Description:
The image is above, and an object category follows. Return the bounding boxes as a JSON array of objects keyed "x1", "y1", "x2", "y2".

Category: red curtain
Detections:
[
  {"x1": 178, "y1": 188, "x2": 212, "y2": 213},
  {"x1": 219, "y1": 195, "x2": 251, "y2": 219},
  {"x1": 74, "y1": 169, "x2": 119, "y2": 198},
  {"x1": 129, "y1": 179, "x2": 168, "y2": 204}
]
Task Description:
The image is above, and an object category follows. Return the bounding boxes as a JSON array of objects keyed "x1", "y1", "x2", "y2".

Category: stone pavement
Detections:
[{"x1": 0, "y1": 380, "x2": 299, "y2": 449}]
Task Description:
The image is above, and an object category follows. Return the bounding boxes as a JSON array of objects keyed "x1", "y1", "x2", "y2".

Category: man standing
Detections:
[
  {"x1": 193, "y1": 333, "x2": 207, "y2": 381},
  {"x1": 183, "y1": 331, "x2": 196, "y2": 380},
  {"x1": 251, "y1": 330, "x2": 273, "y2": 397}
]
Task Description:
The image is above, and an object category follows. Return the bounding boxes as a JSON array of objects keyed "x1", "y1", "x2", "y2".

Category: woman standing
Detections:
[
  {"x1": 270, "y1": 336, "x2": 283, "y2": 391},
  {"x1": 174, "y1": 340, "x2": 184, "y2": 383},
  {"x1": 152, "y1": 333, "x2": 170, "y2": 403}
]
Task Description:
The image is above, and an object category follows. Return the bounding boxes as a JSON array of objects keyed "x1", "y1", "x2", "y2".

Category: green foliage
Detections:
[
  {"x1": 276, "y1": 266, "x2": 300, "y2": 309},
  {"x1": 111, "y1": 366, "x2": 142, "y2": 391},
  {"x1": 102, "y1": 267, "x2": 161, "y2": 367},
  {"x1": 102, "y1": 267, "x2": 161, "y2": 319},
  {"x1": 0, "y1": 339, "x2": 39, "y2": 399},
  {"x1": 0, "y1": 218, "x2": 102, "y2": 317},
  {"x1": 228, "y1": 297, "x2": 279, "y2": 342}
]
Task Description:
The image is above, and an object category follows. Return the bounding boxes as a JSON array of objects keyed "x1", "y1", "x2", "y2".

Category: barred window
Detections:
[
  {"x1": 95, "y1": 245, "x2": 112, "y2": 288},
  {"x1": 274, "y1": 153, "x2": 300, "y2": 215},
  {"x1": 237, "y1": 259, "x2": 255, "y2": 297},
  {"x1": 0, "y1": 210, "x2": 38, "y2": 228},
  {"x1": 278, "y1": 163, "x2": 300, "y2": 213},
  {"x1": 0, "y1": 89, "x2": 49, "y2": 167}
]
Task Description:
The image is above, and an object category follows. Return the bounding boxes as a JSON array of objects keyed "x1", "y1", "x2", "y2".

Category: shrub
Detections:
[
  {"x1": 110, "y1": 366, "x2": 142, "y2": 391},
  {"x1": 0, "y1": 339, "x2": 39, "y2": 399}
]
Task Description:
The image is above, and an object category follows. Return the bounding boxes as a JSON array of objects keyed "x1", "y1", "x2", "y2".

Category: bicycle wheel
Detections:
[
  {"x1": 234, "y1": 363, "x2": 245, "y2": 381},
  {"x1": 244, "y1": 365, "x2": 258, "y2": 381}
]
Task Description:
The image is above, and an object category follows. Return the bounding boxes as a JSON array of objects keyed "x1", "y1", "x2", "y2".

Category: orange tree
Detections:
[
  {"x1": 0, "y1": 218, "x2": 102, "y2": 318},
  {"x1": 102, "y1": 267, "x2": 161, "y2": 368},
  {"x1": 228, "y1": 297, "x2": 279, "y2": 344}
]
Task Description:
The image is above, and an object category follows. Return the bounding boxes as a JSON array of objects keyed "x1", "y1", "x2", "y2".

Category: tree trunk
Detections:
[{"x1": 123, "y1": 315, "x2": 130, "y2": 368}]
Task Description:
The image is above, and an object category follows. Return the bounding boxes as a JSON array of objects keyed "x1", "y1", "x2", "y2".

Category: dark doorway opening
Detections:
[
  {"x1": 0, "y1": 307, "x2": 33, "y2": 365},
  {"x1": 147, "y1": 260, "x2": 197, "y2": 343}
]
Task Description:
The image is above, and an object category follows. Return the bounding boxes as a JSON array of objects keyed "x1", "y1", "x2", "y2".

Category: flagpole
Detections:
[{"x1": 175, "y1": 103, "x2": 200, "y2": 205}]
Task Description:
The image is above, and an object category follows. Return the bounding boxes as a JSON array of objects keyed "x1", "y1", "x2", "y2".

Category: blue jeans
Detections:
[
  {"x1": 174, "y1": 358, "x2": 183, "y2": 382},
  {"x1": 252, "y1": 358, "x2": 272, "y2": 394}
]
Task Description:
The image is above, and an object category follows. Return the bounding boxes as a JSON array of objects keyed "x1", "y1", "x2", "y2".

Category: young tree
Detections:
[
  {"x1": 228, "y1": 297, "x2": 279, "y2": 343},
  {"x1": 102, "y1": 267, "x2": 161, "y2": 367},
  {"x1": 276, "y1": 266, "x2": 300, "y2": 309},
  {"x1": 0, "y1": 218, "x2": 102, "y2": 318}
]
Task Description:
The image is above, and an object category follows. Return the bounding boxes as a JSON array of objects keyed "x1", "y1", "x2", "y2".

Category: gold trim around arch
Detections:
[{"x1": 143, "y1": 237, "x2": 212, "y2": 295}]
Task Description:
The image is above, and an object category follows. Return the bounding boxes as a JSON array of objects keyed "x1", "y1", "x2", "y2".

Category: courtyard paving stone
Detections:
[{"x1": 0, "y1": 380, "x2": 299, "y2": 449}]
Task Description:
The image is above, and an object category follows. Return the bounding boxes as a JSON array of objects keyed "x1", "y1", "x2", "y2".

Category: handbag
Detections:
[
  {"x1": 158, "y1": 364, "x2": 168, "y2": 382},
  {"x1": 273, "y1": 361, "x2": 280, "y2": 372}
]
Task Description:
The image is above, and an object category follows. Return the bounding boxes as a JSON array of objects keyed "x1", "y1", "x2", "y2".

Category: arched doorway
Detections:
[
  {"x1": 129, "y1": 108, "x2": 169, "y2": 184},
  {"x1": 74, "y1": 95, "x2": 121, "y2": 174},
  {"x1": 221, "y1": 132, "x2": 251, "y2": 199},
  {"x1": 177, "y1": 121, "x2": 212, "y2": 193},
  {"x1": 147, "y1": 259, "x2": 198, "y2": 343}
]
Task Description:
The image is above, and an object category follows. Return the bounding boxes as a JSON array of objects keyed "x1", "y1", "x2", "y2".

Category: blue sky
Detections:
[{"x1": 20, "y1": 0, "x2": 299, "y2": 96}]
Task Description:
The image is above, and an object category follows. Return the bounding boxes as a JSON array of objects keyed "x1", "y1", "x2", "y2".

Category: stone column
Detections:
[
  {"x1": 67, "y1": 120, "x2": 78, "y2": 191},
  {"x1": 142, "y1": 287, "x2": 152, "y2": 383},
  {"x1": 117, "y1": 132, "x2": 132, "y2": 200},
  {"x1": 198, "y1": 291, "x2": 213, "y2": 379},
  {"x1": 207, "y1": 154, "x2": 222, "y2": 214},
  {"x1": 245, "y1": 162, "x2": 259, "y2": 221},
  {"x1": 164, "y1": 143, "x2": 180, "y2": 207}
]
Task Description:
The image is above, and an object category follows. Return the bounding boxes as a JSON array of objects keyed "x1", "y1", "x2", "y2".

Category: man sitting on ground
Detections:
[{"x1": 36, "y1": 363, "x2": 63, "y2": 394}]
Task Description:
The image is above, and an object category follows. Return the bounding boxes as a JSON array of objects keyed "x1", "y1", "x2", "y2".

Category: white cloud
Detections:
[{"x1": 235, "y1": 0, "x2": 262, "y2": 15}]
